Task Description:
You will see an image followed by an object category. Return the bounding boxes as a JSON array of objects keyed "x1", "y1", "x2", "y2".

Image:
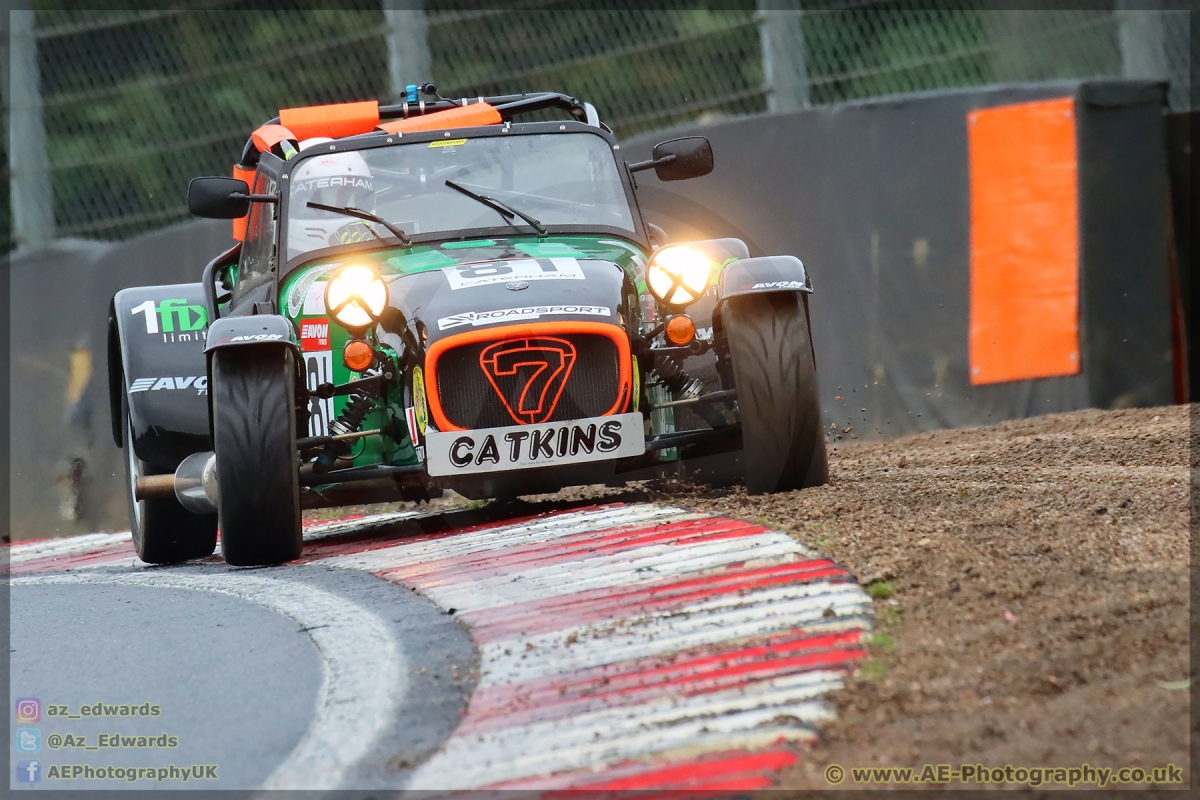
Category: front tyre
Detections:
[
  {"x1": 723, "y1": 292, "x2": 829, "y2": 494},
  {"x1": 212, "y1": 347, "x2": 302, "y2": 566},
  {"x1": 122, "y1": 395, "x2": 218, "y2": 564}
]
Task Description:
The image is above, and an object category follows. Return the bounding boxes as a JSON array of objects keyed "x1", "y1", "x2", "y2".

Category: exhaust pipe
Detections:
[
  {"x1": 134, "y1": 452, "x2": 218, "y2": 514},
  {"x1": 173, "y1": 451, "x2": 219, "y2": 514}
]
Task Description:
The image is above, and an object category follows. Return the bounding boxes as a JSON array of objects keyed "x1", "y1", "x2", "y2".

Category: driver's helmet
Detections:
[{"x1": 287, "y1": 139, "x2": 377, "y2": 254}]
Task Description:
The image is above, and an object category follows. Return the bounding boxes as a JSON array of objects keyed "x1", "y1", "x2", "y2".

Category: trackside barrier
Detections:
[{"x1": 625, "y1": 79, "x2": 1180, "y2": 438}]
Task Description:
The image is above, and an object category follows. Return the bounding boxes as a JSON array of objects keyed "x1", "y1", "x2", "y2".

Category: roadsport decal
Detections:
[
  {"x1": 426, "y1": 412, "x2": 645, "y2": 476},
  {"x1": 437, "y1": 305, "x2": 610, "y2": 330},
  {"x1": 440, "y1": 258, "x2": 584, "y2": 290}
]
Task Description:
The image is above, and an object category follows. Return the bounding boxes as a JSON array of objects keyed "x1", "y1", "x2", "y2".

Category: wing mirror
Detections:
[
  {"x1": 187, "y1": 176, "x2": 277, "y2": 219},
  {"x1": 628, "y1": 136, "x2": 714, "y2": 181}
]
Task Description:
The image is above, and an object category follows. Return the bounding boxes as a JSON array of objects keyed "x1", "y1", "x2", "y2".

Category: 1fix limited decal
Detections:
[
  {"x1": 129, "y1": 298, "x2": 208, "y2": 344},
  {"x1": 128, "y1": 376, "x2": 208, "y2": 396}
]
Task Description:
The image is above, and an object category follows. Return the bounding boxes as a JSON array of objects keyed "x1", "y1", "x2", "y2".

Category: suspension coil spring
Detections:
[
  {"x1": 329, "y1": 391, "x2": 372, "y2": 437},
  {"x1": 652, "y1": 353, "x2": 702, "y2": 399},
  {"x1": 314, "y1": 391, "x2": 373, "y2": 473}
]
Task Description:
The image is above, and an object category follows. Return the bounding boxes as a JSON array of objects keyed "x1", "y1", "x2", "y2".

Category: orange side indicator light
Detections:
[
  {"x1": 343, "y1": 340, "x2": 375, "y2": 372},
  {"x1": 665, "y1": 314, "x2": 696, "y2": 346}
]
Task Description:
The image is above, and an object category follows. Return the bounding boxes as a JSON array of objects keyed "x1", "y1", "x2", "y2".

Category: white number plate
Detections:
[
  {"x1": 426, "y1": 413, "x2": 645, "y2": 476},
  {"x1": 440, "y1": 258, "x2": 584, "y2": 290}
]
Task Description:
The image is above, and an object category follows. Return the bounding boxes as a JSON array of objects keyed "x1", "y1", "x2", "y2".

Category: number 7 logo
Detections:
[{"x1": 480, "y1": 337, "x2": 577, "y2": 425}]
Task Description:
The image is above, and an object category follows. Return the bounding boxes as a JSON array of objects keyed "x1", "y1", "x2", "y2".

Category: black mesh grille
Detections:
[{"x1": 435, "y1": 333, "x2": 622, "y2": 430}]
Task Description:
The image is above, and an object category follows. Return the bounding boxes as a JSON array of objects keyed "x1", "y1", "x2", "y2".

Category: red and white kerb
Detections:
[{"x1": 7, "y1": 503, "x2": 872, "y2": 790}]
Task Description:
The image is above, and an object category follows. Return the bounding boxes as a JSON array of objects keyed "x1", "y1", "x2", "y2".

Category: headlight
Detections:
[
  {"x1": 646, "y1": 245, "x2": 714, "y2": 306},
  {"x1": 325, "y1": 265, "x2": 388, "y2": 329}
]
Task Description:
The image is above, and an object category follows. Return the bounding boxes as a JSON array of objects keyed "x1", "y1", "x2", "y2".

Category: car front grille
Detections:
[{"x1": 433, "y1": 332, "x2": 624, "y2": 430}]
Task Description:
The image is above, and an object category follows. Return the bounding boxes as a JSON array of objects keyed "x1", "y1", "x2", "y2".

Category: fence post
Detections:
[
  {"x1": 758, "y1": 0, "x2": 810, "y2": 113},
  {"x1": 5, "y1": 10, "x2": 55, "y2": 251},
  {"x1": 383, "y1": 0, "x2": 432, "y2": 103},
  {"x1": 1117, "y1": 3, "x2": 1168, "y2": 82}
]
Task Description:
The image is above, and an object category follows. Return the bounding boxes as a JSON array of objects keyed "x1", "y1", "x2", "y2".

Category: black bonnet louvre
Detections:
[{"x1": 436, "y1": 334, "x2": 621, "y2": 429}]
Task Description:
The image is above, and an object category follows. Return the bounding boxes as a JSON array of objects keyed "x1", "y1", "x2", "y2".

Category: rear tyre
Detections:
[
  {"x1": 122, "y1": 395, "x2": 218, "y2": 564},
  {"x1": 212, "y1": 347, "x2": 302, "y2": 566},
  {"x1": 723, "y1": 292, "x2": 828, "y2": 494}
]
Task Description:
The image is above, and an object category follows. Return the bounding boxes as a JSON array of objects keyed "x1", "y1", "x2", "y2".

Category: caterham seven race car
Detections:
[{"x1": 109, "y1": 87, "x2": 827, "y2": 566}]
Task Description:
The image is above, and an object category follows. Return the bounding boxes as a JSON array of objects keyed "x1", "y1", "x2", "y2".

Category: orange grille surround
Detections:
[{"x1": 425, "y1": 321, "x2": 632, "y2": 433}]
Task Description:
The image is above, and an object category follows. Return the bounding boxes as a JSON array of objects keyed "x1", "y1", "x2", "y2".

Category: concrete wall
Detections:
[
  {"x1": 8, "y1": 219, "x2": 233, "y2": 541},
  {"x1": 623, "y1": 80, "x2": 1177, "y2": 439}
]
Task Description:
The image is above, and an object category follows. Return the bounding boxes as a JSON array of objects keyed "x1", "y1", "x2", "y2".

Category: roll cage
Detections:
[
  {"x1": 237, "y1": 92, "x2": 600, "y2": 170},
  {"x1": 209, "y1": 90, "x2": 653, "y2": 321}
]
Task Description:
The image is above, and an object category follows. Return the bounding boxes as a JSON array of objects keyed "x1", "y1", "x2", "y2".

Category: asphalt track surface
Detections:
[
  {"x1": 10, "y1": 564, "x2": 476, "y2": 791},
  {"x1": 9, "y1": 502, "x2": 872, "y2": 791}
]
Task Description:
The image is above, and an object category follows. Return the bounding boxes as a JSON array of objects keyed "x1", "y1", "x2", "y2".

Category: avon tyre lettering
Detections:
[
  {"x1": 227, "y1": 334, "x2": 284, "y2": 342},
  {"x1": 127, "y1": 377, "x2": 208, "y2": 395},
  {"x1": 437, "y1": 305, "x2": 611, "y2": 330},
  {"x1": 440, "y1": 258, "x2": 584, "y2": 290},
  {"x1": 300, "y1": 319, "x2": 330, "y2": 351},
  {"x1": 751, "y1": 280, "x2": 809, "y2": 290}
]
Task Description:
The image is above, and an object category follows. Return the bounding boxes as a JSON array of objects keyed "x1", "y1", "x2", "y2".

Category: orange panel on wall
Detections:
[{"x1": 968, "y1": 96, "x2": 1080, "y2": 385}]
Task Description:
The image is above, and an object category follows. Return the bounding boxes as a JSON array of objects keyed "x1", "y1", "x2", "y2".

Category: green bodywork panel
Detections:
[{"x1": 276, "y1": 235, "x2": 652, "y2": 471}]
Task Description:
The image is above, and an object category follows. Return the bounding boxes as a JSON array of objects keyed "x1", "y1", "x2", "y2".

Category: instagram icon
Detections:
[{"x1": 14, "y1": 698, "x2": 40, "y2": 723}]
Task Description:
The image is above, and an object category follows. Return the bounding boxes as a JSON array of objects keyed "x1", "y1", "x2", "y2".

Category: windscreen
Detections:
[{"x1": 286, "y1": 132, "x2": 635, "y2": 262}]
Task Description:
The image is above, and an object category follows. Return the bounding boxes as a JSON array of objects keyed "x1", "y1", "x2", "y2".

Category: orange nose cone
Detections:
[
  {"x1": 343, "y1": 340, "x2": 375, "y2": 371},
  {"x1": 665, "y1": 314, "x2": 696, "y2": 346}
]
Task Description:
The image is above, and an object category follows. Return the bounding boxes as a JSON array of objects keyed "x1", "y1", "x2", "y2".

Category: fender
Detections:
[
  {"x1": 712, "y1": 255, "x2": 816, "y2": 367},
  {"x1": 204, "y1": 314, "x2": 297, "y2": 354},
  {"x1": 716, "y1": 255, "x2": 812, "y2": 303},
  {"x1": 108, "y1": 285, "x2": 213, "y2": 467},
  {"x1": 203, "y1": 314, "x2": 303, "y2": 438}
]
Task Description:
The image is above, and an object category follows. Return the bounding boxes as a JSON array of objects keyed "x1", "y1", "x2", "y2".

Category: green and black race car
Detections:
[{"x1": 108, "y1": 87, "x2": 827, "y2": 567}]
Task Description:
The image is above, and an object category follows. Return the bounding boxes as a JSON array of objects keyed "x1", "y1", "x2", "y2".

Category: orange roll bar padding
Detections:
[
  {"x1": 231, "y1": 165, "x2": 256, "y2": 242},
  {"x1": 280, "y1": 100, "x2": 380, "y2": 140},
  {"x1": 968, "y1": 96, "x2": 1080, "y2": 385},
  {"x1": 378, "y1": 102, "x2": 502, "y2": 135},
  {"x1": 250, "y1": 124, "x2": 298, "y2": 153},
  {"x1": 424, "y1": 321, "x2": 632, "y2": 433}
]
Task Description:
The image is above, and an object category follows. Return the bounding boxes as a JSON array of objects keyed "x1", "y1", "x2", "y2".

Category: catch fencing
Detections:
[{"x1": 2, "y1": 3, "x2": 1193, "y2": 252}]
